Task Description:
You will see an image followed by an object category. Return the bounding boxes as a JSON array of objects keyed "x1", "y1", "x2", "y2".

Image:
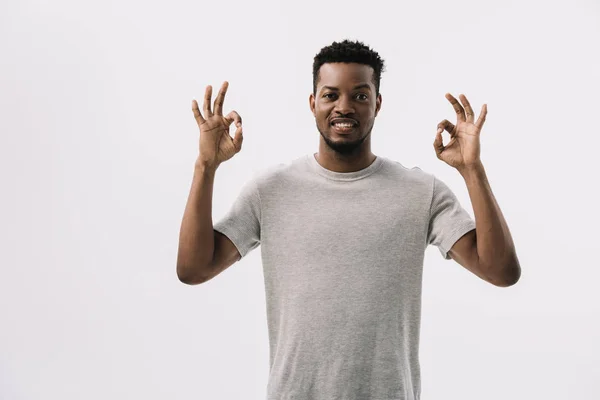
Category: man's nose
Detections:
[{"x1": 334, "y1": 96, "x2": 355, "y2": 114}]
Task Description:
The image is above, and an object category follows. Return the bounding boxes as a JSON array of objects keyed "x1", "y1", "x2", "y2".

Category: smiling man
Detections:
[{"x1": 177, "y1": 39, "x2": 521, "y2": 400}]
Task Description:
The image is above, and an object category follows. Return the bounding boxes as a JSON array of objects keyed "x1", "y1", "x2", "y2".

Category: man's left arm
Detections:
[
  {"x1": 450, "y1": 161, "x2": 521, "y2": 287},
  {"x1": 434, "y1": 93, "x2": 521, "y2": 287}
]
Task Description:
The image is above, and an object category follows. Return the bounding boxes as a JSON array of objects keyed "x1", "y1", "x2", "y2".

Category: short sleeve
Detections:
[
  {"x1": 213, "y1": 176, "x2": 261, "y2": 260},
  {"x1": 427, "y1": 176, "x2": 476, "y2": 260}
]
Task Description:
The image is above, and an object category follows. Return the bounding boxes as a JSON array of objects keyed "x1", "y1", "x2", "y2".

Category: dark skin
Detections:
[
  {"x1": 309, "y1": 62, "x2": 521, "y2": 287},
  {"x1": 309, "y1": 62, "x2": 381, "y2": 172}
]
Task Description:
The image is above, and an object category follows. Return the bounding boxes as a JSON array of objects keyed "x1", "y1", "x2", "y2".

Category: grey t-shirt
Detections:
[{"x1": 213, "y1": 153, "x2": 476, "y2": 400}]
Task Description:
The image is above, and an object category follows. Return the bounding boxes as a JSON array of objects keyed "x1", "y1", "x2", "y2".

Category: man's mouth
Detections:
[{"x1": 330, "y1": 119, "x2": 358, "y2": 134}]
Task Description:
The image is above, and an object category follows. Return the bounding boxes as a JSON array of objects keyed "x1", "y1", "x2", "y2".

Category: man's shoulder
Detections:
[
  {"x1": 381, "y1": 156, "x2": 435, "y2": 185},
  {"x1": 234, "y1": 158, "x2": 297, "y2": 199},
  {"x1": 251, "y1": 154, "x2": 308, "y2": 183}
]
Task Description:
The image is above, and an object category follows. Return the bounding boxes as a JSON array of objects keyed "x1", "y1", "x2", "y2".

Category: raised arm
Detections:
[
  {"x1": 434, "y1": 93, "x2": 520, "y2": 287},
  {"x1": 176, "y1": 81, "x2": 244, "y2": 284}
]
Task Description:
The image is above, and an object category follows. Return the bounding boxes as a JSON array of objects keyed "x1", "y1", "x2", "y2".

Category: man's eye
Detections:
[{"x1": 323, "y1": 93, "x2": 368, "y2": 100}]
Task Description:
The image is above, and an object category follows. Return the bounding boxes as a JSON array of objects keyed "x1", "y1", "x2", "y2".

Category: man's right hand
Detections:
[{"x1": 192, "y1": 81, "x2": 243, "y2": 169}]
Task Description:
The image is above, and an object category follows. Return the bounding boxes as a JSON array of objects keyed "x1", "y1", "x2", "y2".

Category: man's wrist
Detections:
[{"x1": 458, "y1": 160, "x2": 484, "y2": 178}]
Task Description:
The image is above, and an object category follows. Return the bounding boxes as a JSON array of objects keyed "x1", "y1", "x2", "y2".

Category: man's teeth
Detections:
[{"x1": 334, "y1": 123, "x2": 355, "y2": 128}]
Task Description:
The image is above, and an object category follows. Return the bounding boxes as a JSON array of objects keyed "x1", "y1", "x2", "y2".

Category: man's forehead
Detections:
[
  {"x1": 318, "y1": 63, "x2": 374, "y2": 91},
  {"x1": 319, "y1": 62, "x2": 373, "y2": 78}
]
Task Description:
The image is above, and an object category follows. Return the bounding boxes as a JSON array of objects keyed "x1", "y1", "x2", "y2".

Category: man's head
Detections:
[{"x1": 310, "y1": 39, "x2": 385, "y2": 156}]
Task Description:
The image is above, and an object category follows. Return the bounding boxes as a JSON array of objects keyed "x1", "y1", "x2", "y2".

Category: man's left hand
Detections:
[{"x1": 434, "y1": 93, "x2": 487, "y2": 171}]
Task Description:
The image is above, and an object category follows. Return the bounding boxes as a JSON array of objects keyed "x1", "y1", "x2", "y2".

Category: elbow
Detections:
[
  {"x1": 176, "y1": 264, "x2": 208, "y2": 285},
  {"x1": 491, "y1": 261, "x2": 521, "y2": 288}
]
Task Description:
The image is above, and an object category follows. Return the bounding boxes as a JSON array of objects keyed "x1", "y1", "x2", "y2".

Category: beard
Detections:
[{"x1": 316, "y1": 121, "x2": 373, "y2": 156}]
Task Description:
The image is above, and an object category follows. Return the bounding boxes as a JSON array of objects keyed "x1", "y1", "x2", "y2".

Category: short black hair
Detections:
[{"x1": 312, "y1": 39, "x2": 386, "y2": 97}]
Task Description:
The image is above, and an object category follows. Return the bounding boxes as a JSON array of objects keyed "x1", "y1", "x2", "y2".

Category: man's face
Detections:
[{"x1": 309, "y1": 62, "x2": 382, "y2": 156}]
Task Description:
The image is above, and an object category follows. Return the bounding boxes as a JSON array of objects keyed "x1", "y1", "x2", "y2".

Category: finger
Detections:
[
  {"x1": 437, "y1": 119, "x2": 456, "y2": 137},
  {"x1": 203, "y1": 85, "x2": 213, "y2": 118},
  {"x1": 224, "y1": 110, "x2": 243, "y2": 128},
  {"x1": 231, "y1": 122, "x2": 244, "y2": 153},
  {"x1": 213, "y1": 81, "x2": 229, "y2": 116},
  {"x1": 475, "y1": 103, "x2": 487, "y2": 129},
  {"x1": 445, "y1": 93, "x2": 465, "y2": 122},
  {"x1": 433, "y1": 127, "x2": 444, "y2": 157},
  {"x1": 192, "y1": 99, "x2": 206, "y2": 125},
  {"x1": 459, "y1": 94, "x2": 475, "y2": 123}
]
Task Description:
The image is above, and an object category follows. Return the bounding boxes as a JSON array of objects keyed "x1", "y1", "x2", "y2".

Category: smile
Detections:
[{"x1": 331, "y1": 123, "x2": 356, "y2": 134}]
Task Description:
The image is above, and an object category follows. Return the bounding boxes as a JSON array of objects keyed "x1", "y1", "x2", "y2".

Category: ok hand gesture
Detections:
[
  {"x1": 192, "y1": 81, "x2": 243, "y2": 168},
  {"x1": 434, "y1": 93, "x2": 487, "y2": 172}
]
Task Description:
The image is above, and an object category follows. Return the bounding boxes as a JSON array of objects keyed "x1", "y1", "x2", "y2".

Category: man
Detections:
[{"x1": 176, "y1": 39, "x2": 521, "y2": 400}]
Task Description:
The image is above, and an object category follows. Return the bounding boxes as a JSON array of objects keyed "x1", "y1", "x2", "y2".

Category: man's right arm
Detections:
[{"x1": 176, "y1": 161, "x2": 241, "y2": 285}]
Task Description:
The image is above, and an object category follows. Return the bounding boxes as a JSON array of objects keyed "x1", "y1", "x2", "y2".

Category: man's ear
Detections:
[
  {"x1": 309, "y1": 93, "x2": 315, "y2": 117},
  {"x1": 374, "y1": 93, "x2": 382, "y2": 117}
]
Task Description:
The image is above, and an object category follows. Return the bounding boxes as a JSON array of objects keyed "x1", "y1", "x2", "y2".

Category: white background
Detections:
[{"x1": 1, "y1": 0, "x2": 599, "y2": 399}]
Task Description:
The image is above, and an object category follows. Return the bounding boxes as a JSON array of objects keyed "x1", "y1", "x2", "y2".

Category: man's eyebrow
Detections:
[{"x1": 320, "y1": 83, "x2": 372, "y2": 92}]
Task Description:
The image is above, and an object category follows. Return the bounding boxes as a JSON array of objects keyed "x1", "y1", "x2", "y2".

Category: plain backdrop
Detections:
[{"x1": 1, "y1": 0, "x2": 599, "y2": 399}]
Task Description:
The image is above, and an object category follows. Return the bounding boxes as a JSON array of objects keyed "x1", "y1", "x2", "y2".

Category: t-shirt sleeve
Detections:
[
  {"x1": 427, "y1": 175, "x2": 476, "y2": 260},
  {"x1": 213, "y1": 176, "x2": 262, "y2": 260}
]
